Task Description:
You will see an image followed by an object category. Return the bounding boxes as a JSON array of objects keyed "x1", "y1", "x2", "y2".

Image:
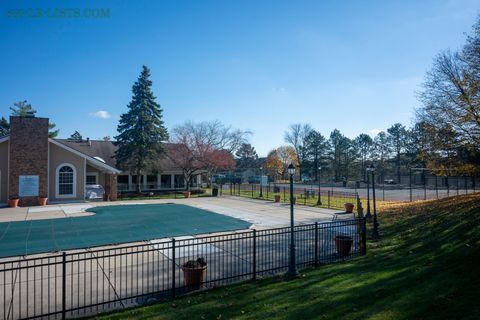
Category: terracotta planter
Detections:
[
  {"x1": 103, "y1": 194, "x2": 111, "y2": 201},
  {"x1": 335, "y1": 235, "x2": 353, "y2": 257},
  {"x1": 183, "y1": 191, "x2": 191, "y2": 198},
  {"x1": 274, "y1": 195, "x2": 281, "y2": 202},
  {"x1": 9, "y1": 199, "x2": 19, "y2": 208},
  {"x1": 344, "y1": 202, "x2": 354, "y2": 213},
  {"x1": 182, "y1": 265, "x2": 207, "y2": 289},
  {"x1": 38, "y1": 197, "x2": 48, "y2": 206}
]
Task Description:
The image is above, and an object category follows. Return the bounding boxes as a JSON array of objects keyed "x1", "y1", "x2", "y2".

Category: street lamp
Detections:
[
  {"x1": 367, "y1": 165, "x2": 379, "y2": 239},
  {"x1": 317, "y1": 166, "x2": 322, "y2": 206},
  {"x1": 366, "y1": 167, "x2": 371, "y2": 218},
  {"x1": 259, "y1": 166, "x2": 263, "y2": 198},
  {"x1": 286, "y1": 163, "x2": 298, "y2": 277}
]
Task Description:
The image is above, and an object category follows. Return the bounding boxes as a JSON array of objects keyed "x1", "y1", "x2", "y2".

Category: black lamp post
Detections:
[
  {"x1": 317, "y1": 165, "x2": 322, "y2": 206},
  {"x1": 366, "y1": 167, "x2": 371, "y2": 218},
  {"x1": 286, "y1": 163, "x2": 298, "y2": 278},
  {"x1": 259, "y1": 166, "x2": 263, "y2": 198},
  {"x1": 367, "y1": 165, "x2": 379, "y2": 239}
]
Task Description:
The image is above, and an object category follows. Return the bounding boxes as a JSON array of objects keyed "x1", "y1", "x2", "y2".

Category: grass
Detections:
[
  {"x1": 225, "y1": 187, "x2": 358, "y2": 210},
  {"x1": 91, "y1": 193, "x2": 480, "y2": 320}
]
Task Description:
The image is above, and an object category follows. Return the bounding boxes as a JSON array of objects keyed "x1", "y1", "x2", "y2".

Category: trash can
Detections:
[{"x1": 212, "y1": 188, "x2": 219, "y2": 197}]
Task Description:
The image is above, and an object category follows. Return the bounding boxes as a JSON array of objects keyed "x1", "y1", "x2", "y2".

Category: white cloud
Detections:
[
  {"x1": 271, "y1": 87, "x2": 286, "y2": 93},
  {"x1": 369, "y1": 128, "x2": 382, "y2": 136},
  {"x1": 89, "y1": 110, "x2": 111, "y2": 119}
]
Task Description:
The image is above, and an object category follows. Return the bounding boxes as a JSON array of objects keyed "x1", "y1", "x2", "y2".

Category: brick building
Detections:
[{"x1": 0, "y1": 116, "x2": 202, "y2": 206}]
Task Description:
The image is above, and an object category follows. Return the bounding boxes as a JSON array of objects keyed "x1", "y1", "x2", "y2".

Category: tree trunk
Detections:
[
  {"x1": 396, "y1": 153, "x2": 401, "y2": 183},
  {"x1": 135, "y1": 172, "x2": 142, "y2": 194}
]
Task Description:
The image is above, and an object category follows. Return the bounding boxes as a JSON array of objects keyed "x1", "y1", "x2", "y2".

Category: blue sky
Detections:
[{"x1": 0, "y1": 0, "x2": 478, "y2": 156}]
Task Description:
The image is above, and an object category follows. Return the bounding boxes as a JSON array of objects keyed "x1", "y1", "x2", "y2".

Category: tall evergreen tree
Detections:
[
  {"x1": 115, "y1": 66, "x2": 169, "y2": 193},
  {"x1": 304, "y1": 130, "x2": 328, "y2": 180},
  {"x1": 387, "y1": 123, "x2": 408, "y2": 183},
  {"x1": 235, "y1": 143, "x2": 258, "y2": 168},
  {"x1": 354, "y1": 133, "x2": 373, "y2": 180}
]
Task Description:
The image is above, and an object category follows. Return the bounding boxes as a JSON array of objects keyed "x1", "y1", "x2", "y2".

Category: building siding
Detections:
[
  {"x1": 49, "y1": 143, "x2": 85, "y2": 201},
  {"x1": 0, "y1": 140, "x2": 8, "y2": 203}
]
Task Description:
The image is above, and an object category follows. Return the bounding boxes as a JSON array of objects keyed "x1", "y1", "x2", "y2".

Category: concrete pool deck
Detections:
[{"x1": 0, "y1": 196, "x2": 352, "y2": 229}]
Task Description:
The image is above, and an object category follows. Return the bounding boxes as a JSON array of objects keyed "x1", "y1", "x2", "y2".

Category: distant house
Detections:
[{"x1": 0, "y1": 116, "x2": 202, "y2": 206}]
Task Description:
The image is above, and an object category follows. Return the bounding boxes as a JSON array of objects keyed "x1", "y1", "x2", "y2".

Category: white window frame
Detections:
[
  {"x1": 56, "y1": 163, "x2": 77, "y2": 198},
  {"x1": 86, "y1": 172, "x2": 99, "y2": 185}
]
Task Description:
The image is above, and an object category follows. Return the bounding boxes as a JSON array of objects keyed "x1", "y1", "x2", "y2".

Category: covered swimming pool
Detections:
[{"x1": 0, "y1": 203, "x2": 251, "y2": 258}]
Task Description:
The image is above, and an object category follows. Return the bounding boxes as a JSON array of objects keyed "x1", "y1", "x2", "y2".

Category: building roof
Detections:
[
  {"x1": 55, "y1": 139, "x2": 118, "y2": 167},
  {"x1": 54, "y1": 139, "x2": 181, "y2": 173}
]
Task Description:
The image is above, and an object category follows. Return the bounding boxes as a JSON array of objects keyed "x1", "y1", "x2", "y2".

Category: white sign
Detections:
[{"x1": 19, "y1": 175, "x2": 39, "y2": 197}]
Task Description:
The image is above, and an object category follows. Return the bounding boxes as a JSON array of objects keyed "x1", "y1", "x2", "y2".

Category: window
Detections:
[
  {"x1": 161, "y1": 175, "x2": 171, "y2": 188},
  {"x1": 117, "y1": 175, "x2": 129, "y2": 184},
  {"x1": 86, "y1": 174, "x2": 97, "y2": 185},
  {"x1": 56, "y1": 164, "x2": 76, "y2": 197},
  {"x1": 174, "y1": 174, "x2": 185, "y2": 189}
]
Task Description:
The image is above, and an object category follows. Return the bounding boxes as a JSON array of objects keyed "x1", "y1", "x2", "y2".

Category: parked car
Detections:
[{"x1": 384, "y1": 179, "x2": 396, "y2": 185}]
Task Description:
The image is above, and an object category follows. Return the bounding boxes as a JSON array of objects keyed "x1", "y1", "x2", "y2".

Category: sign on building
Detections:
[{"x1": 19, "y1": 175, "x2": 39, "y2": 197}]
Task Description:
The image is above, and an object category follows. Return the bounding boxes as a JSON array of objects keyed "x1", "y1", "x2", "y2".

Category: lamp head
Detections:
[{"x1": 288, "y1": 163, "x2": 296, "y2": 175}]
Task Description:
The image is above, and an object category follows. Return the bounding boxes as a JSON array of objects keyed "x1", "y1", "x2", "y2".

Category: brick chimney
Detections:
[{"x1": 8, "y1": 116, "x2": 49, "y2": 206}]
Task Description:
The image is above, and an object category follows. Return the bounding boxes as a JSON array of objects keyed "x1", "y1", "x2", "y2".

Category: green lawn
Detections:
[
  {"x1": 91, "y1": 193, "x2": 480, "y2": 320},
  {"x1": 224, "y1": 187, "x2": 357, "y2": 210}
]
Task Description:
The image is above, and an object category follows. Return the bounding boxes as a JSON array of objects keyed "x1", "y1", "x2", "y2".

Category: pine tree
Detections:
[
  {"x1": 5, "y1": 100, "x2": 59, "y2": 138},
  {"x1": 0, "y1": 117, "x2": 9, "y2": 136},
  {"x1": 68, "y1": 131, "x2": 83, "y2": 142},
  {"x1": 114, "y1": 66, "x2": 169, "y2": 193},
  {"x1": 235, "y1": 143, "x2": 258, "y2": 168}
]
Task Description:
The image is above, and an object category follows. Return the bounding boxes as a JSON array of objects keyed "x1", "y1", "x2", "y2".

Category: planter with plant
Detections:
[
  {"x1": 274, "y1": 194, "x2": 281, "y2": 202},
  {"x1": 9, "y1": 198, "x2": 19, "y2": 208},
  {"x1": 183, "y1": 191, "x2": 191, "y2": 198},
  {"x1": 181, "y1": 258, "x2": 207, "y2": 289},
  {"x1": 344, "y1": 202, "x2": 354, "y2": 213},
  {"x1": 38, "y1": 196, "x2": 48, "y2": 206},
  {"x1": 334, "y1": 234, "x2": 353, "y2": 257}
]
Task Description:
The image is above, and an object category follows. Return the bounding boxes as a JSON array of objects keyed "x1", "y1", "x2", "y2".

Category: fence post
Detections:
[
  {"x1": 252, "y1": 229, "x2": 257, "y2": 280},
  {"x1": 304, "y1": 188, "x2": 307, "y2": 205},
  {"x1": 328, "y1": 191, "x2": 331, "y2": 208},
  {"x1": 423, "y1": 171, "x2": 427, "y2": 201},
  {"x1": 360, "y1": 218, "x2": 367, "y2": 255},
  {"x1": 435, "y1": 174, "x2": 439, "y2": 199},
  {"x1": 251, "y1": 184, "x2": 254, "y2": 198},
  {"x1": 457, "y1": 176, "x2": 459, "y2": 196},
  {"x1": 314, "y1": 222, "x2": 319, "y2": 266},
  {"x1": 283, "y1": 187, "x2": 286, "y2": 202},
  {"x1": 409, "y1": 168, "x2": 412, "y2": 202},
  {"x1": 446, "y1": 174, "x2": 450, "y2": 196},
  {"x1": 62, "y1": 252, "x2": 66, "y2": 320},
  {"x1": 171, "y1": 238, "x2": 176, "y2": 298}
]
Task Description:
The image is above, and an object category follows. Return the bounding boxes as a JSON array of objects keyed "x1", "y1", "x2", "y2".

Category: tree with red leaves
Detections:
[{"x1": 169, "y1": 121, "x2": 246, "y2": 190}]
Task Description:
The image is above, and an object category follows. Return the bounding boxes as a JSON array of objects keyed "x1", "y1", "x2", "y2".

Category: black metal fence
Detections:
[
  {"x1": 219, "y1": 183, "x2": 359, "y2": 210},
  {"x1": 0, "y1": 218, "x2": 365, "y2": 320}
]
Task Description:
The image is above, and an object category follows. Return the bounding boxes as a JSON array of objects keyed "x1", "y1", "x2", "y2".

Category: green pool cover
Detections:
[{"x1": 0, "y1": 204, "x2": 251, "y2": 258}]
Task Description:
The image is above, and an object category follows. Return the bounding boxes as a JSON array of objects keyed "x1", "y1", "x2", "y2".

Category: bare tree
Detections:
[{"x1": 284, "y1": 123, "x2": 312, "y2": 178}]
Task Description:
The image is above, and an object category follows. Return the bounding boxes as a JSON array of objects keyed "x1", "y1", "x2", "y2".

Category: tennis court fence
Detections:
[
  {"x1": 1, "y1": 218, "x2": 366, "y2": 320},
  {"x1": 218, "y1": 183, "x2": 359, "y2": 210}
]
